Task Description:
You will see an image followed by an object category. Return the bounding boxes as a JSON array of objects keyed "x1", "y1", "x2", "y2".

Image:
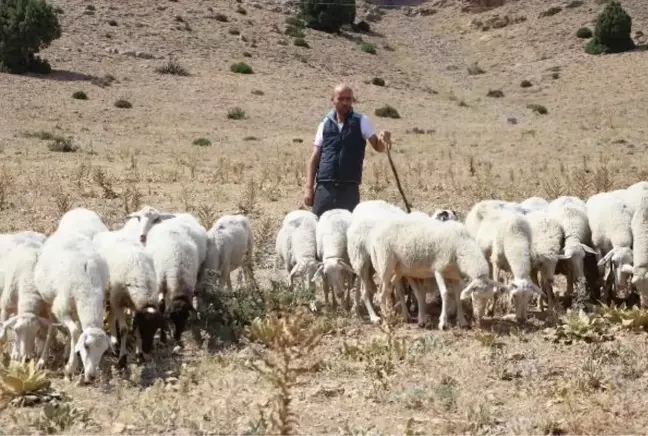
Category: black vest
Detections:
[{"x1": 316, "y1": 110, "x2": 367, "y2": 185}]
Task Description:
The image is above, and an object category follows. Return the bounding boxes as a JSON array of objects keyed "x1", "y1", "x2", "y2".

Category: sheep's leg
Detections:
[
  {"x1": 378, "y1": 274, "x2": 395, "y2": 322},
  {"x1": 360, "y1": 269, "x2": 381, "y2": 324},
  {"x1": 35, "y1": 322, "x2": 56, "y2": 370},
  {"x1": 116, "y1": 310, "x2": 129, "y2": 369},
  {"x1": 407, "y1": 277, "x2": 428, "y2": 327},
  {"x1": 435, "y1": 271, "x2": 452, "y2": 330},
  {"x1": 450, "y1": 279, "x2": 468, "y2": 328},
  {"x1": 60, "y1": 318, "x2": 80, "y2": 380},
  {"x1": 488, "y1": 262, "x2": 501, "y2": 317},
  {"x1": 322, "y1": 275, "x2": 331, "y2": 307},
  {"x1": 393, "y1": 278, "x2": 409, "y2": 321}
]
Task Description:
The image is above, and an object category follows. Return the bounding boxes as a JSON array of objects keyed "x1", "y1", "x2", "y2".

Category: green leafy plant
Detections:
[
  {"x1": 298, "y1": 0, "x2": 356, "y2": 33},
  {"x1": 585, "y1": 0, "x2": 634, "y2": 55},
  {"x1": 0, "y1": 0, "x2": 62, "y2": 74}
]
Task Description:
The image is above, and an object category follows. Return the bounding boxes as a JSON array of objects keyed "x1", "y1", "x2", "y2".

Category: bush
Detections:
[
  {"x1": 299, "y1": 0, "x2": 356, "y2": 33},
  {"x1": 193, "y1": 137, "x2": 211, "y2": 147},
  {"x1": 527, "y1": 103, "x2": 548, "y2": 115},
  {"x1": 520, "y1": 79, "x2": 533, "y2": 88},
  {"x1": 228, "y1": 107, "x2": 246, "y2": 120},
  {"x1": 114, "y1": 99, "x2": 132, "y2": 109},
  {"x1": 576, "y1": 26, "x2": 593, "y2": 38},
  {"x1": 294, "y1": 38, "x2": 309, "y2": 48},
  {"x1": 72, "y1": 91, "x2": 88, "y2": 100},
  {"x1": 360, "y1": 42, "x2": 376, "y2": 54},
  {"x1": 285, "y1": 25, "x2": 305, "y2": 38},
  {"x1": 375, "y1": 105, "x2": 400, "y2": 119},
  {"x1": 230, "y1": 62, "x2": 253, "y2": 74},
  {"x1": 585, "y1": 0, "x2": 634, "y2": 55},
  {"x1": 0, "y1": 0, "x2": 62, "y2": 74},
  {"x1": 371, "y1": 77, "x2": 385, "y2": 86}
]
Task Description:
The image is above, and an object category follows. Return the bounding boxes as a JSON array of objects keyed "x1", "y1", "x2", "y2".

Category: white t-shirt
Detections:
[{"x1": 313, "y1": 113, "x2": 376, "y2": 147}]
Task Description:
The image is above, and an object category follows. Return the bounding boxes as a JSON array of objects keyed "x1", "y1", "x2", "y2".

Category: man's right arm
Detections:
[{"x1": 305, "y1": 145, "x2": 321, "y2": 193}]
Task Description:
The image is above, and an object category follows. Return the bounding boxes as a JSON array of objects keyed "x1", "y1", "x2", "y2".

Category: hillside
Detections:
[{"x1": 2, "y1": 0, "x2": 648, "y2": 433}]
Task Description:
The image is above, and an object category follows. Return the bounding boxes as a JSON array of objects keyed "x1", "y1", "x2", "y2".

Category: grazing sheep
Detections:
[
  {"x1": 34, "y1": 231, "x2": 111, "y2": 383},
  {"x1": 626, "y1": 198, "x2": 648, "y2": 307},
  {"x1": 203, "y1": 214, "x2": 255, "y2": 292},
  {"x1": 145, "y1": 218, "x2": 200, "y2": 346},
  {"x1": 93, "y1": 230, "x2": 163, "y2": 366},
  {"x1": 465, "y1": 199, "x2": 525, "y2": 239},
  {"x1": 525, "y1": 210, "x2": 569, "y2": 311},
  {"x1": 368, "y1": 216, "x2": 506, "y2": 329},
  {"x1": 623, "y1": 181, "x2": 648, "y2": 213},
  {"x1": 288, "y1": 212, "x2": 322, "y2": 290},
  {"x1": 56, "y1": 208, "x2": 109, "y2": 240},
  {"x1": 0, "y1": 236, "x2": 47, "y2": 360},
  {"x1": 475, "y1": 208, "x2": 543, "y2": 323},
  {"x1": 125, "y1": 205, "x2": 176, "y2": 244},
  {"x1": 586, "y1": 191, "x2": 634, "y2": 300},
  {"x1": 274, "y1": 210, "x2": 319, "y2": 282},
  {"x1": 430, "y1": 209, "x2": 458, "y2": 222},
  {"x1": 347, "y1": 200, "x2": 405, "y2": 323},
  {"x1": 315, "y1": 209, "x2": 355, "y2": 310},
  {"x1": 547, "y1": 198, "x2": 598, "y2": 306}
]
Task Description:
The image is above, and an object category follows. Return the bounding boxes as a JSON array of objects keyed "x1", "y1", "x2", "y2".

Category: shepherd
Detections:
[{"x1": 303, "y1": 83, "x2": 392, "y2": 217}]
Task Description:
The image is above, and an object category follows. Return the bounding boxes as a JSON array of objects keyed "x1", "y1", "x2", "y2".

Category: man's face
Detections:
[{"x1": 333, "y1": 88, "x2": 353, "y2": 114}]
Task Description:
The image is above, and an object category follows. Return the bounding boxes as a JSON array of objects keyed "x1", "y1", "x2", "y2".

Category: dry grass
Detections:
[{"x1": 2, "y1": 0, "x2": 648, "y2": 433}]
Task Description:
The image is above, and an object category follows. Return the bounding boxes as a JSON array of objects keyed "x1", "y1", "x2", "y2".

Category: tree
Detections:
[
  {"x1": 585, "y1": 0, "x2": 634, "y2": 55},
  {"x1": 0, "y1": 0, "x2": 62, "y2": 74},
  {"x1": 299, "y1": 0, "x2": 356, "y2": 33}
]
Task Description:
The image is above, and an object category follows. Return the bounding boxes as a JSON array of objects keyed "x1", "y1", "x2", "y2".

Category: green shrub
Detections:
[
  {"x1": 72, "y1": 91, "x2": 88, "y2": 100},
  {"x1": 371, "y1": 77, "x2": 385, "y2": 86},
  {"x1": 375, "y1": 105, "x2": 400, "y2": 119},
  {"x1": 193, "y1": 137, "x2": 211, "y2": 147},
  {"x1": 585, "y1": 0, "x2": 634, "y2": 55},
  {"x1": 0, "y1": 0, "x2": 62, "y2": 74},
  {"x1": 285, "y1": 16, "x2": 304, "y2": 28},
  {"x1": 114, "y1": 99, "x2": 132, "y2": 109},
  {"x1": 228, "y1": 107, "x2": 246, "y2": 120},
  {"x1": 520, "y1": 79, "x2": 533, "y2": 88},
  {"x1": 230, "y1": 62, "x2": 253, "y2": 74},
  {"x1": 155, "y1": 59, "x2": 190, "y2": 76},
  {"x1": 527, "y1": 103, "x2": 548, "y2": 114},
  {"x1": 576, "y1": 26, "x2": 593, "y2": 38},
  {"x1": 299, "y1": 0, "x2": 355, "y2": 33},
  {"x1": 285, "y1": 25, "x2": 305, "y2": 38},
  {"x1": 360, "y1": 42, "x2": 376, "y2": 54},
  {"x1": 294, "y1": 38, "x2": 309, "y2": 48}
]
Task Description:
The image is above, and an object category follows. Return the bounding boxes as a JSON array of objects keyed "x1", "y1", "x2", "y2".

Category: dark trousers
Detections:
[{"x1": 311, "y1": 182, "x2": 360, "y2": 218}]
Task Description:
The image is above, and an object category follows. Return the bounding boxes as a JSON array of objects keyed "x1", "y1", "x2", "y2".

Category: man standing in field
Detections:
[{"x1": 304, "y1": 83, "x2": 392, "y2": 217}]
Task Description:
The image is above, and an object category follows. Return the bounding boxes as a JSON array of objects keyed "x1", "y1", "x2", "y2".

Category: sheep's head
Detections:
[
  {"x1": 507, "y1": 278, "x2": 543, "y2": 324},
  {"x1": 75, "y1": 327, "x2": 110, "y2": 384},
  {"x1": 126, "y1": 205, "x2": 176, "y2": 244},
  {"x1": 289, "y1": 259, "x2": 323, "y2": 288},
  {"x1": 133, "y1": 306, "x2": 165, "y2": 356},
  {"x1": 627, "y1": 266, "x2": 648, "y2": 308},
  {"x1": 431, "y1": 209, "x2": 458, "y2": 222},
  {"x1": 1, "y1": 314, "x2": 51, "y2": 361},
  {"x1": 168, "y1": 296, "x2": 196, "y2": 342},
  {"x1": 460, "y1": 275, "x2": 508, "y2": 322},
  {"x1": 317, "y1": 258, "x2": 356, "y2": 297},
  {"x1": 598, "y1": 247, "x2": 634, "y2": 291}
]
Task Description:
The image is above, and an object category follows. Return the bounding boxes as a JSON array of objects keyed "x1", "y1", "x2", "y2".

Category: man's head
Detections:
[{"x1": 332, "y1": 83, "x2": 354, "y2": 115}]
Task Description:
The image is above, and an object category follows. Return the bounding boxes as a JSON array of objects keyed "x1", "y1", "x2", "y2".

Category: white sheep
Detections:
[
  {"x1": 625, "y1": 198, "x2": 648, "y2": 307},
  {"x1": 622, "y1": 181, "x2": 648, "y2": 213},
  {"x1": 56, "y1": 207, "x2": 109, "y2": 240},
  {"x1": 525, "y1": 209, "x2": 570, "y2": 311},
  {"x1": 274, "y1": 210, "x2": 318, "y2": 281},
  {"x1": 586, "y1": 191, "x2": 634, "y2": 299},
  {"x1": 474, "y1": 208, "x2": 543, "y2": 323},
  {"x1": 547, "y1": 197, "x2": 598, "y2": 303},
  {"x1": 33, "y1": 231, "x2": 111, "y2": 383},
  {"x1": 368, "y1": 216, "x2": 507, "y2": 329},
  {"x1": 125, "y1": 205, "x2": 176, "y2": 244},
  {"x1": 93, "y1": 230, "x2": 163, "y2": 366},
  {"x1": 465, "y1": 199, "x2": 524, "y2": 240},
  {"x1": 430, "y1": 209, "x2": 458, "y2": 222},
  {"x1": 203, "y1": 214, "x2": 255, "y2": 292},
  {"x1": 347, "y1": 200, "x2": 406, "y2": 323},
  {"x1": 288, "y1": 212, "x2": 322, "y2": 290},
  {"x1": 0, "y1": 236, "x2": 48, "y2": 360},
  {"x1": 144, "y1": 218, "x2": 200, "y2": 346},
  {"x1": 315, "y1": 209, "x2": 355, "y2": 310}
]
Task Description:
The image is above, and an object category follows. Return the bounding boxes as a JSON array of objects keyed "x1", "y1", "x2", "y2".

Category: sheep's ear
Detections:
[
  {"x1": 459, "y1": 280, "x2": 479, "y2": 300},
  {"x1": 597, "y1": 250, "x2": 615, "y2": 267},
  {"x1": 74, "y1": 335, "x2": 85, "y2": 354},
  {"x1": 337, "y1": 259, "x2": 356, "y2": 274},
  {"x1": 2, "y1": 316, "x2": 18, "y2": 331},
  {"x1": 288, "y1": 263, "x2": 301, "y2": 282},
  {"x1": 582, "y1": 243, "x2": 598, "y2": 255},
  {"x1": 126, "y1": 213, "x2": 141, "y2": 221},
  {"x1": 310, "y1": 264, "x2": 324, "y2": 283},
  {"x1": 158, "y1": 213, "x2": 176, "y2": 221},
  {"x1": 621, "y1": 264, "x2": 634, "y2": 274}
]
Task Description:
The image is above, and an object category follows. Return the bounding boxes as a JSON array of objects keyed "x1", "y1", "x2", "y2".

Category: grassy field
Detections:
[{"x1": 2, "y1": 0, "x2": 648, "y2": 434}]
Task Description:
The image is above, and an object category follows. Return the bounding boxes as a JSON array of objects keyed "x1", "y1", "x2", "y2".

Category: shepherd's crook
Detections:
[{"x1": 384, "y1": 138, "x2": 412, "y2": 213}]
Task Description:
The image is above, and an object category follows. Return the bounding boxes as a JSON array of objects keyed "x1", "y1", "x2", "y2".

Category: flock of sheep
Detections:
[
  {"x1": 275, "y1": 180, "x2": 648, "y2": 331},
  {"x1": 0, "y1": 206, "x2": 254, "y2": 383},
  {"x1": 1, "y1": 178, "x2": 647, "y2": 386}
]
